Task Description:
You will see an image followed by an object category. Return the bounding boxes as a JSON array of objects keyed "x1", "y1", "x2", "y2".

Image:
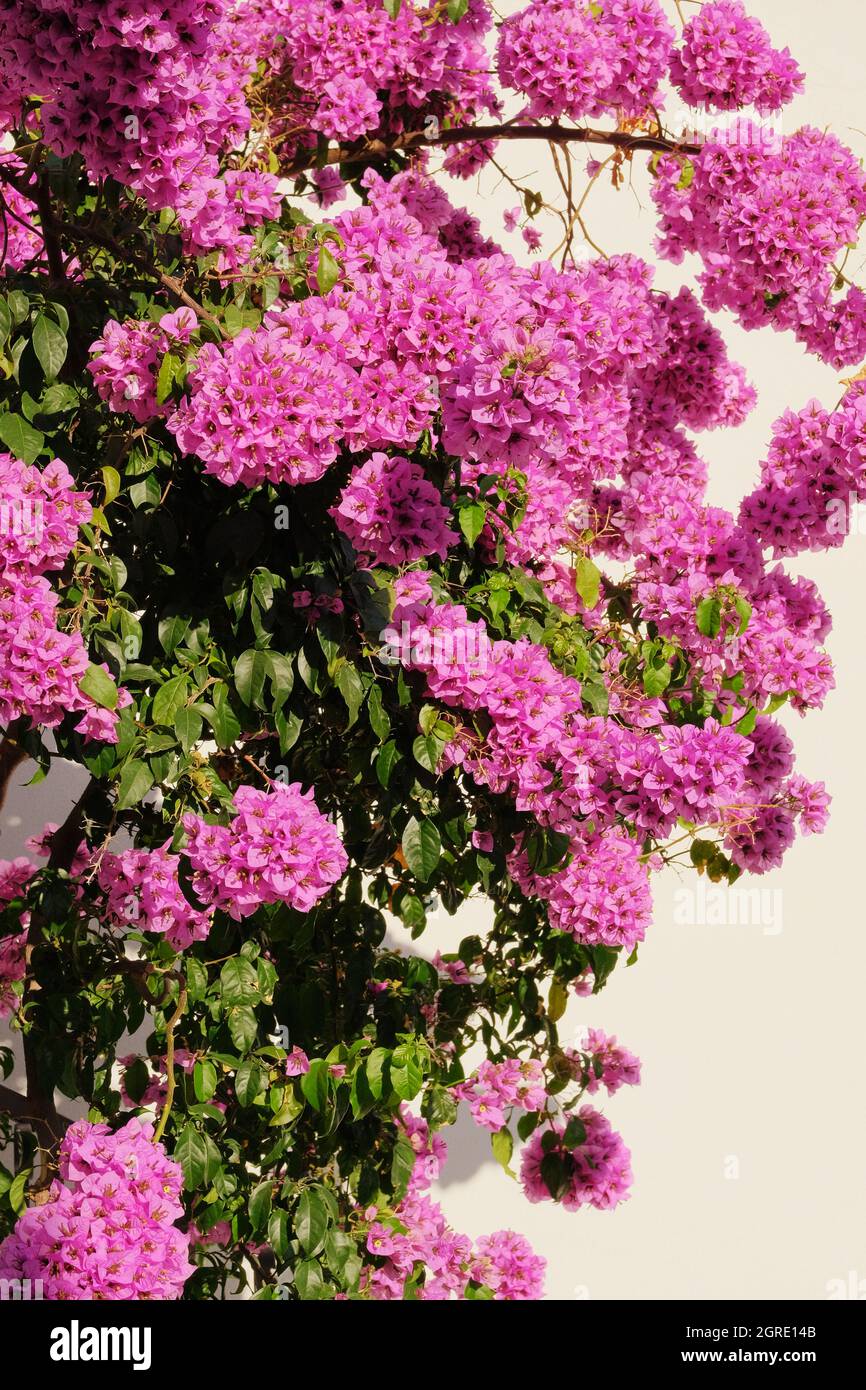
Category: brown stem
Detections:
[
  {"x1": 0, "y1": 735, "x2": 28, "y2": 816},
  {"x1": 0, "y1": 160, "x2": 219, "y2": 331},
  {"x1": 283, "y1": 122, "x2": 701, "y2": 178},
  {"x1": 20, "y1": 777, "x2": 102, "y2": 1185},
  {"x1": 0, "y1": 1082, "x2": 73, "y2": 1178},
  {"x1": 55, "y1": 219, "x2": 221, "y2": 329},
  {"x1": 153, "y1": 986, "x2": 188, "y2": 1144},
  {"x1": 31, "y1": 173, "x2": 66, "y2": 285}
]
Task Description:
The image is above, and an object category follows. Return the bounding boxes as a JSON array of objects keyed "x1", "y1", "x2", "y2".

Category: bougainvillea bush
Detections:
[{"x1": 0, "y1": 0, "x2": 859, "y2": 1299}]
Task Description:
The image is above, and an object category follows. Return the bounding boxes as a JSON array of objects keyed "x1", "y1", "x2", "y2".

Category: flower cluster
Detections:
[
  {"x1": 509, "y1": 830, "x2": 653, "y2": 951},
  {"x1": 454, "y1": 1058, "x2": 548, "y2": 1132},
  {"x1": 0, "y1": 856, "x2": 35, "y2": 1017},
  {"x1": 0, "y1": 0, "x2": 282, "y2": 256},
  {"x1": 0, "y1": 453, "x2": 126, "y2": 740},
  {"x1": 670, "y1": 0, "x2": 804, "y2": 114},
  {"x1": 569, "y1": 1029, "x2": 642, "y2": 1096},
  {"x1": 88, "y1": 309, "x2": 197, "y2": 424},
  {"x1": 652, "y1": 129, "x2": 866, "y2": 367},
  {"x1": 739, "y1": 383, "x2": 866, "y2": 557},
  {"x1": 182, "y1": 782, "x2": 348, "y2": 919},
  {"x1": 497, "y1": 0, "x2": 674, "y2": 122},
  {"x1": 520, "y1": 1107, "x2": 633, "y2": 1212},
  {"x1": 362, "y1": 1112, "x2": 545, "y2": 1300},
  {"x1": 0, "y1": 1118, "x2": 193, "y2": 1299},
  {"x1": 0, "y1": 156, "x2": 42, "y2": 273},
  {"x1": 330, "y1": 453, "x2": 456, "y2": 566},
  {"x1": 98, "y1": 845, "x2": 212, "y2": 950},
  {"x1": 166, "y1": 327, "x2": 353, "y2": 487},
  {"x1": 265, "y1": 0, "x2": 498, "y2": 168},
  {"x1": 637, "y1": 287, "x2": 756, "y2": 432}
]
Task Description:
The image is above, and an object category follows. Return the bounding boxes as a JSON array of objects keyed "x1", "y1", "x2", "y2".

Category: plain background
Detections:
[{"x1": 2, "y1": 0, "x2": 864, "y2": 1300}]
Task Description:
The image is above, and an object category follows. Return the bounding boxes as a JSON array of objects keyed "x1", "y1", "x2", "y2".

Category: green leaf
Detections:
[
  {"x1": 174, "y1": 1126, "x2": 222, "y2": 1190},
  {"x1": 32, "y1": 313, "x2": 67, "y2": 381},
  {"x1": 186, "y1": 957, "x2": 209, "y2": 1001},
  {"x1": 257, "y1": 956, "x2": 277, "y2": 1003},
  {"x1": 210, "y1": 685, "x2": 241, "y2": 749},
  {"x1": 101, "y1": 465, "x2": 121, "y2": 505},
  {"x1": 401, "y1": 817, "x2": 441, "y2": 882},
  {"x1": 220, "y1": 956, "x2": 260, "y2": 1006},
  {"x1": 525, "y1": 826, "x2": 571, "y2": 875},
  {"x1": 300, "y1": 1058, "x2": 330, "y2": 1112},
  {"x1": 642, "y1": 660, "x2": 673, "y2": 698},
  {"x1": 364, "y1": 1048, "x2": 389, "y2": 1101},
  {"x1": 78, "y1": 663, "x2": 119, "y2": 711},
  {"x1": 676, "y1": 157, "x2": 695, "y2": 191},
  {"x1": 548, "y1": 978, "x2": 568, "y2": 1022},
  {"x1": 234, "y1": 648, "x2": 269, "y2": 708},
  {"x1": 733, "y1": 595, "x2": 752, "y2": 637},
  {"x1": 367, "y1": 683, "x2": 390, "y2": 740},
  {"x1": 228, "y1": 1006, "x2": 258, "y2": 1054},
  {"x1": 193, "y1": 1059, "x2": 218, "y2": 1102},
  {"x1": 6, "y1": 291, "x2": 28, "y2": 325},
  {"x1": 412, "y1": 733, "x2": 445, "y2": 773},
  {"x1": 391, "y1": 1134, "x2": 416, "y2": 1197},
  {"x1": 174, "y1": 706, "x2": 203, "y2": 754},
  {"x1": 376, "y1": 740, "x2": 401, "y2": 788},
  {"x1": 324, "y1": 1229, "x2": 359, "y2": 1281},
  {"x1": 263, "y1": 651, "x2": 293, "y2": 710},
  {"x1": 115, "y1": 759, "x2": 155, "y2": 810},
  {"x1": 158, "y1": 613, "x2": 191, "y2": 654},
  {"x1": 129, "y1": 474, "x2": 160, "y2": 511},
  {"x1": 390, "y1": 1043, "x2": 423, "y2": 1101},
  {"x1": 458, "y1": 501, "x2": 486, "y2": 547},
  {"x1": 696, "y1": 596, "x2": 722, "y2": 638},
  {"x1": 735, "y1": 705, "x2": 757, "y2": 736},
  {"x1": 268, "y1": 1207, "x2": 290, "y2": 1260},
  {"x1": 274, "y1": 707, "x2": 303, "y2": 754},
  {"x1": 316, "y1": 245, "x2": 341, "y2": 295},
  {"x1": 383, "y1": 0, "x2": 402, "y2": 16},
  {"x1": 9, "y1": 1169, "x2": 29, "y2": 1214},
  {"x1": 334, "y1": 660, "x2": 365, "y2": 727},
  {"x1": 563, "y1": 1116, "x2": 587, "y2": 1148},
  {"x1": 235, "y1": 1059, "x2": 263, "y2": 1107},
  {"x1": 398, "y1": 893, "x2": 426, "y2": 935},
  {"x1": 491, "y1": 1127, "x2": 514, "y2": 1174},
  {"x1": 0, "y1": 412, "x2": 43, "y2": 464},
  {"x1": 37, "y1": 382, "x2": 78, "y2": 416},
  {"x1": 447, "y1": 0, "x2": 469, "y2": 19},
  {"x1": 155, "y1": 351, "x2": 181, "y2": 405},
  {"x1": 152, "y1": 673, "x2": 189, "y2": 726},
  {"x1": 764, "y1": 692, "x2": 789, "y2": 715},
  {"x1": 575, "y1": 556, "x2": 601, "y2": 609},
  {"x1": 540, "y1": 1152, "x2": 569, "y2": 1201},
  {"x1": 297, "y1": 1188, "x2": 329, "y2": 1256},
  {"x1": 249, "y1": 1179, "x2": 272, "y2": 1234},
  {"x1": 517, "y1": 1111, "x2": 540, "y2": 1142},
  {"x1": 294, "y1": 1258, "x2": 325, "y2": 1300}
]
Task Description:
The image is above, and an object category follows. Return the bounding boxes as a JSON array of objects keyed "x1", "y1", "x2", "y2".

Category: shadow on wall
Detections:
[{"x1": 436, "y1": 1105, "x2": 498, "y2": 1187}]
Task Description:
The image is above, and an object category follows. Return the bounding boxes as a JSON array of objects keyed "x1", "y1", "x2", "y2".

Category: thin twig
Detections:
[{"x1": 153, "y1": 985, "x2": 188, "y2": 1144}]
